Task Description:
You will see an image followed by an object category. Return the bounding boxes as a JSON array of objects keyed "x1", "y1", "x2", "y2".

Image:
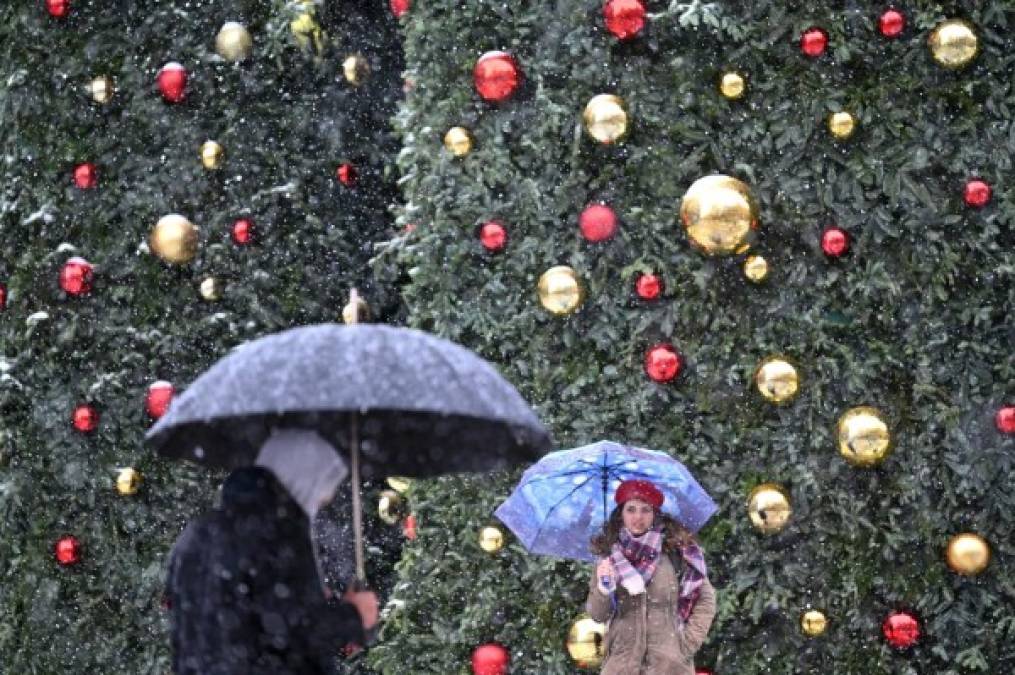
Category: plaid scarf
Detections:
[
  {"x1": 676, "y1": 542, "x2": 707, "y2": 622},
  {"x1": 609, "y1": 526, "x2": 663, "y2": 595}
]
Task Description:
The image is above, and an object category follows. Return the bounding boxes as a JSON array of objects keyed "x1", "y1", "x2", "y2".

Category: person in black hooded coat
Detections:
[{"x1": 166, "y1": 430, "x2": 375, "y2": 675}]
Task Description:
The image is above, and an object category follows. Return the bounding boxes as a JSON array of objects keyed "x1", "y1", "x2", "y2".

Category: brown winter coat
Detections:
[{"x1": 585, "y1": 554, "x2": 716, "y2": 675}]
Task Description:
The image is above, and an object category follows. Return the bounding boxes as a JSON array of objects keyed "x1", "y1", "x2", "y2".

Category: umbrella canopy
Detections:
[
  {"x1": 145, "y1": 323, "x2": 551, "y2": 479},
  {"x1": 494, "y1": 440, "x2": 718, "y2": 562}
]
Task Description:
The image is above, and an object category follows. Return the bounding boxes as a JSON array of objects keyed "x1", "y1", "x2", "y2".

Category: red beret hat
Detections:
[{"x1": 614, "y1": 479, "x2": 664, "y2": 509}]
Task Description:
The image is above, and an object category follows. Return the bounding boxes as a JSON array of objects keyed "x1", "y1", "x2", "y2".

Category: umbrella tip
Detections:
[{"x1": 342, "y1": 288, "x2": 369, "y2": 325}]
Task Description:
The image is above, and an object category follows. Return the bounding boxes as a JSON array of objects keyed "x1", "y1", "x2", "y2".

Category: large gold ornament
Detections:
[
  {"x1": 719, "y1": 71, "x2": 746, "y2": 100},
  {"x1": 583, "y1": 94, "x2": 628, "y2": 144},
  {"x1": 116, "y1": 467, "x2": 143, "y2": 496},
  {"x1": 199, "y1": 276, "x2": 223, "y2": 301},
  {"x1": 928, "y1": 19, "x2": 979, "y2": 69},
  {"x1": 538, "y1": 266, "x2": 584, "y2": 315},
  {"x1": 801, "y1": 610, "x2": 828, "y2": 637},
  {"x1": 215, "y1": 21, "x2": 253, "y2": 62},
  {"x1": 151, "y1": 214, "x2": 199, "y2": 264},
  {"x1": 754, "y1": 357, "x2": 800, "y2": 404},
  {"x1": 444, "y1": 126, "x2": 473, "y2": 157},
  {"x1": 343, "y1": 55, "x2": 370, "y2": 86},
  {"x1": 828, "y1": 111, "x2": 857, "y2": 140},
  {"x1": 837, "y1": 406, "x2": 892, "y2": 467},
  {"x1": 744, "y1": 254, "x2": 769, "y2": 282},
  {"x1": 478, "y1": 526, "x2": 504, "y2": 553},
  {"x1": 87, "y1": 76, "x2": 114, "y2": 104},
  {"x1": 290, "y1": 2, "x2": 324, "y2": 53},
  {"x1": 945, "y1": 533, "x2": 990, "y2": 576},
  {"x1": 201, "y1": 140, "x2": 224, "y2": 169},
  {"x1": 679, "y1": 175, "x2": 759, "y2": 255},
  {"x1": 567, "y1": 614, "x2": 607, "y2": 669},
  {"x1": 378, "y1": 490, "x2": 406, "y2": 525},
  {"x1": 748, "y1": 483, "x2": 791, "y2": 534}
]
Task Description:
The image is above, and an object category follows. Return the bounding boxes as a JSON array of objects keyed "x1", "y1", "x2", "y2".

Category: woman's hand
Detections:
[{"x1": 595, "y1": 558, "x2": 615, "y2": 595}]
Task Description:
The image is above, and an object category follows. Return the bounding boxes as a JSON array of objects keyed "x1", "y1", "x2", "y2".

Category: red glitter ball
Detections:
[
  {"x1": 479, "y1": 221, "x2": 507, "y2": 252},
  {"x1": 46, "y1": 0, "x2": 70, "y2": 18},
  {"x1": 59, "y1": 257, "x2": 94, "y2": 295},
  {"x1": 157, "y1": 62, "x2": 187, "y2": 103},
  {"x1": 996, "y1": 406, "x2": 1015, "y2": 434},
  {"x1": 579, "y1": 204, "x2": 618, "y2": 242},
  {"x1": 337, "y1": 163, "x2": 357, "y2": 187},
  {"x1": 471, "y1": 643, "x2": 509, "y2": 675},
  {"x1": 473, "y1": 52, "x2": 520, "y2": 103},
  {"x1": 635, "y1": 273, "x2": 662, "y2": 300},
  {"x1": 146, "y1": 381, "x2": 174, "y2": 419},
  {"x1": 72, "y1": 404, "x2": 99, "y2": 433},
  {"x1": 603, "y1": 0, "x2": 646, "y2": 40},
  {"x1": 73, "y1": 162, "x2": 98, "y2": 189},
  {"x1": 389, "y1": 0, "x2": 410, "y2": 18},
  {"x1": 232, "y1": 218, "x2": 254, "y2": 245},
  {"x1": 882, "y1": 611, "x2": 920, "y2": 649},
  {"x1": 821, "y1": 227, "x2": 849, "y2": 257},
  {"x1": 800, "y1": 27, "x2": 828, "y2": 57},
  {"x1": 645, "y1": 344, "x2": 682, "y2": 383},
  {"x1": 55, "y1": 536, "x2": 81, "y2": 566},
  {"x1": 963, "y1": 179, "x2": 991, "y2": 208},
  {"x1": 879, "y1": 9, "x2": 905, "y2": 38}
]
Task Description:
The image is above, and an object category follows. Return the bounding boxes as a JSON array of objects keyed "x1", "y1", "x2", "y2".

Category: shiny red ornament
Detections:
[
  {"x1": 59, "y1": 257, "x2": 94, "y2": 296},
  {"x1": 390, "y1": 0, "x2": 410, "y2": 18},
  {"x1": 72, "y1": 404, "x2": 99, "y2": 433},
  {"x1": 997, "y1": 406, "x2": 1015, "y2": 434},
  {"x1": 0, "y1": 283, "x2": 6, "y2": 311},
  {"x1": 73, "y1": 162, "x2": 98, "y2": 189},
  {"x1": 157, "y1": 62, "x2": 187, "y2": 103},
  {"x1": 146, "y1": 380, "x2": 175, "y2": 419},
  {"x1": 579, "y1": 204, "x2": 618, "y2": 242},
  {"x1": 471, "y1": 643, "x2": 509, "y2": 675},
  {"x1": 878, "y1": 9, "x2": 905, "y2": 38},
  {"x1": 46, "y1": 0, "x2": 70, "y2": 18},
  {"x1": 635, "y1": 273, "x2": 662, "y2": 300},
  {"x1": 55, "y1": 535, "x2": 81, "y2": 566},
  {"x1": 337, "y1": 163, "x2": 357, "y2": 187},
  {"x1": 603, "y1": 0, "x2": 646, "y2": 40},
  {"x1": 821, "y1": 227, "x2": 849, "y2": 257},
  {"x1": 402, "y1": 514, "x2": 418, "y2": 540},
  {"x1": 963, "y1": 179, "x2": 991, "y2": 208},
  {"x1": 695, "y1": 670, "x2": 714, "y2": 675},
  {"x1": 645, "y1": 344, "x2": 681, "y2": 383},
  {"x1": 800, "y1": 27, "x2": 828, "y2": 57},
  {"x1": 882, "y1": 611, "x2": 920, "y2": 649},
  {"x1": 479, "y1": 221, "x2": 507, "y2": 252},
  {"x1": 473, "y1": 51, "x2": 520, "y2": 103},
  {"x1": 232, "y1": 218, "x2": 254, "y2": 245}
]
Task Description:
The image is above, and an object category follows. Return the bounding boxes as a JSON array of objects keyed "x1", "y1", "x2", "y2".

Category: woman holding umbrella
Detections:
[{"x1": 585, "y1": 479, "x2": 716, "y2": 675}]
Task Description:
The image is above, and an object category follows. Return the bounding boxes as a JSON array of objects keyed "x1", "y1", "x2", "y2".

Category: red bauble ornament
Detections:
[
  {"x1": 0, "y1": 283, "x2": 6, "y2": 311},
  {"x1": 72, "y1": 404, "x2": 99, "y2": 433},
  {"x1": 695, "y1": 670, "x2": 714, "y2": 675},
  {"x1": 963, "y1": 179, "x2": 991, "y2": 208},
  {"x1": 883, "y1": 611, "x2": 920, "y2": 649},
  {"x1": 635, "y1": 273, "x2": 662, "y2": 300},
  {"x1": 157, "y1": 62, "x2": 188, "y2": 103},
  {"x1": 603, "y1": 0, "x2": 646, "y2": 40},
  {"x1": 390, "y1": 0, "x2": 410, "y2": 18},
  {"x1": 337, "y1": 163, "x2": 357, "y2": 187},
  {"x1": 146, "y1": 380, "x2": 175, "y2": 419},
  {"x1": 996, "y1": 406, "x2": 1015, "y2": 434},
  {"x1": 46, "y1": 0, "x2": 70, "y2": 18},
  {"x1": 800, "y1": 27, "x2": 828, "y2": 57},
  {"x1": 878, "y1": 9, "x2": 905, "y2": 38},
  {"x1": 579, "y1": 204, "x2": 618, "y2": 242},
  {"x1": 473, "y1": 52, "x2": 520, "y2": 103},
  {"x1": 73, "y1": 162, "x2": 98, "y2": 189},
  {"x1": 645, "y1": 344, "x2": 681, "y2": 383},
  {"x1": 471, "y1": 643, "x2": 510, "y2": 675},
  {"x1": 232, "y1": 218, "x2": 254, "y2": 245},
  {"x1": 402, "y1": 514, "x2": 418, "y2": 540},
  {"x1": 59, "y1": 257, "x2": 94, "y2": 296},
  {"x1": 55, "y1": 535, "x2": 81, "y2": 566},
  {"x1": 821, "y1": 227, "x2": 849, "y2": 257},
  {"x1": 479, "y1": 221, "x2": 507, "y2": 252}
]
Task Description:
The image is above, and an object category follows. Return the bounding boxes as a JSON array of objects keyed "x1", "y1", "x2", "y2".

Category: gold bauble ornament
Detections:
[
  {"x1": 582, "y1": 94, "x2": 628, "y2": 144},
  {"x1": 343, "y1": 55, "x2": 370, "y2": 86},
  {"x1": 478, "y1": 526, "x2": 505, "y2": 553},
  {"x1": 566, "y1": 614, "x2": 607, "y2": 669},
  {"x1": 386, "y1": 476, "x2": 412, "y2": 493},
  {"x1": 719, "y1": 71, "x2": 746, "y2": 100},
  {"x1": 290, "y1": 3, "x2": 324, "y2": 53},
  {"x1": 747, "y1": 483, "x2": 791, "y2": 534},
  {"x1": 801, "y1": 610, "x2": 828, "y2": 637},
  {"x1": 828, "y1": 111, "x2": 857, "y2": 140},
  {"x1": 342, "y1": 289, "x2": 369, "y2": 325},
  {"x1": 679, "y1": 174, "x2": 759, "y2": 255},
  {"x1": 837, "y1": 406, "x2": 892, "y2": 467},
  {"x1": 928, "y1": 19, "x2": 979, "y2": 69},
  {"x1": 215, "y1": 21, "x2": 253, "y2": 62},
  {"x1": 444, "y1": 126, "x2": 473, "y2": 157},
  {"x1": 199, "y1": 276, "x2": 223, "y2": 301},
  {"x1": 116, "y1": 467, "x2": 143, "y2": 496},
  {"x1": 378, "y1": 489, "x2": 406, "y2": 525},
  {"x1": 744, "y1": 254, "x2": 769, "y2": 282},
  {"x1": 87, "y1": 76, "x2": 114, "y2": 104},
  {"x1": 201, "y1": 140, "x2": 224, "y2": 169},
  {"x1": 754, "y1": 357, "x2": 800, "y2": 404},
  {"x1": 151, "y1": 214, "x2": 199, "y2": 264},
  {"x1": 537, "y1": 266, "x2": 584, "y2": 315},
  {"x1": 945, "y1": 533, "x2": 990, "y2": 576}
]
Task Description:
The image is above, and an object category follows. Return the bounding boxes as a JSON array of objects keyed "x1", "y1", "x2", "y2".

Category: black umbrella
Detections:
[{"x1": 146, "y1": 320, "x2": 551, "y2": 579}]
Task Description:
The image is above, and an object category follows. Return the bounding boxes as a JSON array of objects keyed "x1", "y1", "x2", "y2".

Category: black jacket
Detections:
[{"x1": 166, "y1": 467, "x2": 364, "y2": 675}]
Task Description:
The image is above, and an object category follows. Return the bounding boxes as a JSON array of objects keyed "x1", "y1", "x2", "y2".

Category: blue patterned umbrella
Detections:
[{"x1": 494, "y1": 440, "x2": 718, "y2": 562}]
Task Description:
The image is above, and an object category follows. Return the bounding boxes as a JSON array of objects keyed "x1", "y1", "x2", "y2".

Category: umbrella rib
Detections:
[{"x1": 527, "y1": 473, "x2": 607, "y2": 553}]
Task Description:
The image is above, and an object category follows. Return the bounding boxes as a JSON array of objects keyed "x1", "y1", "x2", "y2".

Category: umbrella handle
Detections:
[{"x1": 351, "y1": 413, "x2": 366, "y2": 582}]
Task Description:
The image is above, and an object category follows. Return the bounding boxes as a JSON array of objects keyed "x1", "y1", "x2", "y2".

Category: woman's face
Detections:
[{"x1": 621, "y1": 498, "x2": 655, "y2": 536}]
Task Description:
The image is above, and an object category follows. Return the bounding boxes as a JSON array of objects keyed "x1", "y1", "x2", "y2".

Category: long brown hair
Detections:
[{"x1": 590, "y1": 504, "x2": 695, "y2": 557}]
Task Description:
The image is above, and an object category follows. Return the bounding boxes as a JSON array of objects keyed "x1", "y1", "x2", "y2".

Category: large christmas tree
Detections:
[
  {"x1": 373, "y1": 1, "x2": 1013, "y2": 673},
  {"x1": 0, "y1": 1, "x2": 403, "y2": 671}
]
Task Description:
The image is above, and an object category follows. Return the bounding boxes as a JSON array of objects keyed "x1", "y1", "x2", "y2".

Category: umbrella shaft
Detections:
[{"x1": 351, "y1": 414, "x2": 366, "y2": 582}]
